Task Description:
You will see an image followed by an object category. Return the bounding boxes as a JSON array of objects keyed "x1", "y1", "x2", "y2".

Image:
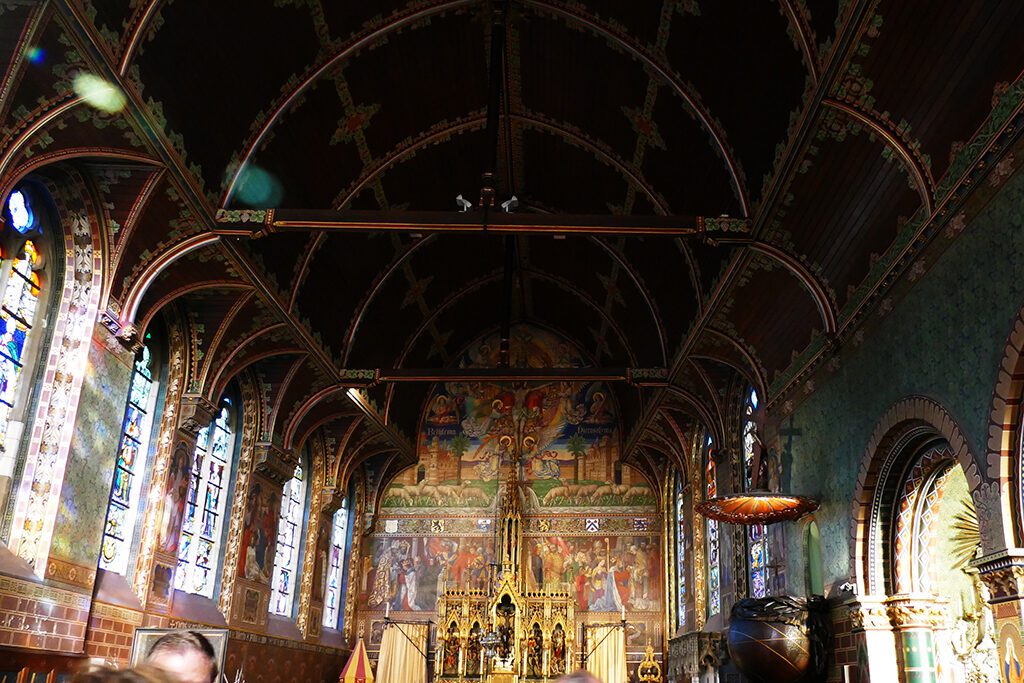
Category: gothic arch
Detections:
[
  {"x1": 850, "y1": 396, "x2": 984, "y2": 595},
  {"x1": 984, "y1": 308, "x2": 1024, "y2": 549}
]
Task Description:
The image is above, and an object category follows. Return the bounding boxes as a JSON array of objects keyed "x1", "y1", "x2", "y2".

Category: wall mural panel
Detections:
[
  {"x1": 362, "y1": 325, "x2": 662, "y2": 659},
  {"x1": 51, "y1": 332, "x2": 133, "y2": 570}
]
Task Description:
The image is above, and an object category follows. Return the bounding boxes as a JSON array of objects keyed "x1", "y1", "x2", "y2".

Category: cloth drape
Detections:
[
  {"x1": 376, "y1": 622, "x2": 428, "y2": 683},
  {"x1": 587, "y1": 625, "x2": 627, "y2": 683}
]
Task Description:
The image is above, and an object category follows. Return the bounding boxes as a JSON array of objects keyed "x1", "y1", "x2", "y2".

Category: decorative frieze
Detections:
[
  {"x1": 847, "y1": 597, "x2": 891, "y2": 632},
  {"x1": 884, "y1": 594, "x2": 946, "y2": 630}
]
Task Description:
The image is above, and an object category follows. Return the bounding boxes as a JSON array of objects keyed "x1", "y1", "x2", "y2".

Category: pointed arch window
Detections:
[
  {"x1": 323, "y1": 499, "x2": 349, "y2": 629},
  {"x1": 0, "y1": 186, "x2": 57, "y2": 516},
  {"x1": 706, "y1": 438, "x2": 720, "y2": 617},
  {"x1": 0, "y1": 231, "x2": 43, "y2": 448},
  {"x1": 674, "y1": 470, "x2": 687, "y2": 631},
  {"x1": 100, "y1": 343, "x2": 160, "y2": 574},
  {"x1": 271, "y1": 462, "x2": 306, "y2": 616},
  {"x1": 175, "y1": 399, "x2": 236, "y2": 597},
  {"x1": 744, "y1": 387, "x2": 769, "y2": 598}
]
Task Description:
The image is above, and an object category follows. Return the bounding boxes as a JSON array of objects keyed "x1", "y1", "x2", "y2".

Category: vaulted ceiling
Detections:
[{"x1": 2, "y1": 0, "x2": 1023, "y2": 485}]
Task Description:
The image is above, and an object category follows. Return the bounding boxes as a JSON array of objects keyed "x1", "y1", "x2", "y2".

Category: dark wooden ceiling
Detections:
[{"x1": 2, "y1": 0, "x2": 1023, "y2": 483}]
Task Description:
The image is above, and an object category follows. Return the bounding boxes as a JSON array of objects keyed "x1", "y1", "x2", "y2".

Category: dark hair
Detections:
[
  {"x1": 146, "y1": 630, "x2": 218, "y2": 683},
  {"x1": 72, "y1": 664, "x2": 176, "y2": 683},
  {"x1": 554, "y1": 673, "x2": 603, "y2": 683}
]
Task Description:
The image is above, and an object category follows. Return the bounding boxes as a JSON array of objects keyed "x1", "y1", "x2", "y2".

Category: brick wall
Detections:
[{"x1": 828, "y1": 606, "x2": 858, "y2": 683}]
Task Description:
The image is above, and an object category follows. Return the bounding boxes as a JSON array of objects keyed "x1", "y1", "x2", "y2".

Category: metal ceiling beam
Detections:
[
  {"x1": 215, "y1": 208, "x2": 748, "y2": 237},
  {"x1": 364, "y1": 367, "x2": 668, "y2": 384}
]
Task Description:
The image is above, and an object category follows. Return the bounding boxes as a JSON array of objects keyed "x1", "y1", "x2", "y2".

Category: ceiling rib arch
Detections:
[
  {"x1": 221, "y1": 0, "x2": 477, "y2": 206},
  {"x1": 137, "y1": 282, "x2": 252, "y2": 338},
  {"x1": 587, "y1": 237, "x2": 668, "y2": 365},
  {"x1": 665, "y1": 386, "x2": 724, "y2": 446},
  {"x1": 283, "y1": 385, "x2": 351, "y2": 449},
  {"x1": 208, "y1": 347, "x2": 305, "y2": 406},
  {"x1": 823, "y1": 98, "x2": 935, "y2": 213},
  {"x1": 522, "y1": 0, "x2": 750, "y2": 216},
  {"x1": 331, "y1": 112, "x2": 672, "y2": 212},
  {"x1": 747, "y1": 240, "x2": 838, "y2": 334},
  {"x1": 121, "y1": 234, "x2": 222, "y2": 325}
]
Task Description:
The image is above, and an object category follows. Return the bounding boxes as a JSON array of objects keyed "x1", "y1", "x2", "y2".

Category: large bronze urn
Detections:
[{"x1": 726, "y1": 595, "x2": 829, "y2": 683}]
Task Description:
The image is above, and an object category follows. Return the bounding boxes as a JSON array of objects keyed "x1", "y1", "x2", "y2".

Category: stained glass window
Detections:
[
  {"x1": 0, "y1": 239, "x2": 41, "y2": 447},
  {"x1": 706, "y1": 439, "x2": 720, "y2": 617},
  {"x1": 175, "y1": 400, "x2": 235, "y2": 597},
  {"x1": 674, "y1": 470, "x2": 687, "y2": 632},
  {"x1": 6, "y1": 190, "x2": 35, "y2": 234},
  {"x1": 323, "y1": 499, "x2": 348, "y2": 629},
  {"x1": 100, "y1": 345, "x2": 158, "y2": 574},
  {"x1": 271, "y1": 463, "x2": 305, "y2": 616},
  {"x1": 744, "y1": 387, "x2": 769, "y2": 598}
]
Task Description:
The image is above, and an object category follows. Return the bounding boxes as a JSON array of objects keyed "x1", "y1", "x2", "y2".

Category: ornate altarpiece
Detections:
[{"x1": 436, "y1": 475, "x2": 575, "y2": 682}]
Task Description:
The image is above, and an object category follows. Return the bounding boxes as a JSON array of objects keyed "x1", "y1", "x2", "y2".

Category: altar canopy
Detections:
[
  {"x1": 587, "y1": 625, "x2": 627, "y2": 683},
  {"x1": 339, "y1": 638, "x2": 374, "y2": 683},
  {"x1": 376, "y1": 623, "x2": 428, "y2": 683}
]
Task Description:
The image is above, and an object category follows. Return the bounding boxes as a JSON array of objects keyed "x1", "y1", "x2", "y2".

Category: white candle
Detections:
[
  {"x1": 385, "y1": 602, "x2": 390, "y2": 619},
  {"x1": 621, "y1": 604, "x2": 626, "y2": 621}
]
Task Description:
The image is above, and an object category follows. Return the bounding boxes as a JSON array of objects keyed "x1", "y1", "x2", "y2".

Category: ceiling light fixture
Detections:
[{"x1": 696, "y1": 490, "x2": 819, "y2": 524}]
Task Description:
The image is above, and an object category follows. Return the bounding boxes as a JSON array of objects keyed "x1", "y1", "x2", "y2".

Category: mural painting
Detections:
[
  {"x1": 53, "y1": 336, "x2": 133, "y2": 567},
  {"x1": 523, "y1": 536, "x2": 660, "y2": 612},
  {"x1": 363, "y1": 325, "x2": 662, "y2": 664},
  {"x1": 157, "y1": 442, "x2": 192, "y2": 554},
  {"x1": 236, "y1": 477, "x2": 279, "y2": 584},
  {"x1": 361, "y1": 536, "x2": 496, "y2": 612},
  {"x1": 381, "y1": 325, "x2": 654, "y2": 513}
]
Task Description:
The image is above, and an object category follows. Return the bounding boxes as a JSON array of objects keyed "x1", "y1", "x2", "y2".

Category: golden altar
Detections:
[{"x1": 435, "y1": 475, "x2": 575, "y2": 682}]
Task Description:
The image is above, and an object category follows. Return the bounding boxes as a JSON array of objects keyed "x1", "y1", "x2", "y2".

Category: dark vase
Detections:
[{"x1": 726, "y1": 595, "x2": 829, "y2": 683}]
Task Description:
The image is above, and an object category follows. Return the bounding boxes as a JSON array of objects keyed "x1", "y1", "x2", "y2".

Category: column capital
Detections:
[
  {"x1": 254, "y1": 442, "x2": 299, "y2": 485},
  {"x1": 845, "y1": 596, "x2": 892, "y2": 632},
  {"x1": 884, "y1": 594, "x2": 946, "y2": 630},
  {"x1": 974, "y1": 548, "x2": 1024, "y2": 602},
  {"x1": 178, "y1": 394, "x2": 217, "y2": 437}
]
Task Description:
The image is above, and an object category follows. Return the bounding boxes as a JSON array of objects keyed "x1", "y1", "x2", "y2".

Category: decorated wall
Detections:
[
  {"x1": 362, "y1": 325, "x2": 663, "y2": 664},
  {"x1": 776, "y1": 158, "x2": 1024, "y2": 596}
]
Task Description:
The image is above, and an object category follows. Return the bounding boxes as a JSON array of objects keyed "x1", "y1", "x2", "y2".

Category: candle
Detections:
[
  {"x1": 385, "y1": 602, "x2": 390, "y2": 619},
  {"x1": 621, "y1": 605, "x2": 626, "y2": 621}
]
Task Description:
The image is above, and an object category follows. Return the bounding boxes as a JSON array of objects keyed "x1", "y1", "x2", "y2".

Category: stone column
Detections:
[
  {"x1": 976, "y1": 549, "x2": 1024, "y2": 675},
  {"x1": 146, "y1": 394, "x2": 217, "y2": 613},
  {"x1": 847, "y1": 596, "x2": 899, "y2": 682},
  {"x1": 221, "y1": 441, "x2": 297, "y2": 626},
  {"x1": 884, "y1": 594, "x2": 945, "y2": 683}
]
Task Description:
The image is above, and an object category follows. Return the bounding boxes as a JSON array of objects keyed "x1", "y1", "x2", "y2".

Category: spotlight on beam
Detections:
[
  {"x1": 500, "y1": 195, "x2": 518, "y2": 213},
  {"x1": 455, "y1": 194, "x2": 472, "y2": 212}
]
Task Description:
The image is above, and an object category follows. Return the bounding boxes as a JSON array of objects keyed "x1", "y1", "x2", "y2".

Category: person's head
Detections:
[
  {"x1": 73, "y1": 665, "x2": 177, "y2": 683},
  {"x1": 555, "y1": 672, "x2": 602, "y2": 683},
  {"x1": 145, "y1": 631, "x2": 218, "y2": 683}
]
